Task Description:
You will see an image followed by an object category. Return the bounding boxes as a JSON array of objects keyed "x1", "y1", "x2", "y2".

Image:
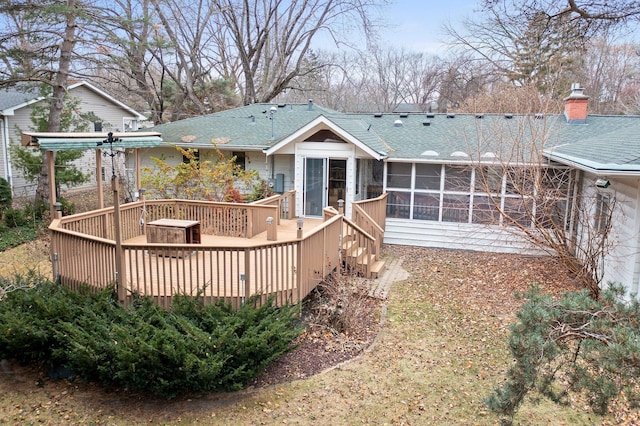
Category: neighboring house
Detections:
[
  {"x1": 0, "y1": 81, "x2": 146, "y2": 197},
  {"x1": 129, "y1": 86, "x2": 640, "y2": 299}
]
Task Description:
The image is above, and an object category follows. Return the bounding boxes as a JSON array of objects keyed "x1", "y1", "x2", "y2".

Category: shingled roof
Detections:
[{"x1": 148, "y1": 102, "x2": 640, "y2": 174}]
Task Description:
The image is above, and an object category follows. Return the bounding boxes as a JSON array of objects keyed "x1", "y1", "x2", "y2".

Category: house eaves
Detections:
[
  {"x1": 263, "y1": 115, "x2": 387, "y2": 160},
  {"x1": 544, "y1": 150, "x2": 640, "y2": 176}
]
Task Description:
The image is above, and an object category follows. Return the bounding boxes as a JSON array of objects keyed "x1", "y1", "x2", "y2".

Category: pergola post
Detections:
[
  {"x1": 112, "y1": 176, "x2": 126, "y2": 303},
  {"x1": 46, "y1": 150, "x2": 56, "y2": 219},
  {"x1": 96, "y1": 149, "x2": 103, "y2": 209},
  {"x1": 135, "y1": 148, "x2": 141, "y2": 195}
]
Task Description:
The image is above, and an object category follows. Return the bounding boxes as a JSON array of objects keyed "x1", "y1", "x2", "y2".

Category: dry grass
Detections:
[{"x1": 0, "y1": 243, "x2": 615, "y2": 425}]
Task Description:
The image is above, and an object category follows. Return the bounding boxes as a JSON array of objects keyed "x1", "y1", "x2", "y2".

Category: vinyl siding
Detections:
[{"x1": 384, "y1": 218, "x2": 546, "y2": 254}]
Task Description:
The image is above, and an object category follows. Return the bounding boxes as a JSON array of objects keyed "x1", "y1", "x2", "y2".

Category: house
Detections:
[
  {"x1": 0, "y1": 81, "x2": 147, "y2": 197},
  {"x1": 128, "y1": 87, "x2": 640, "y2": 300}
]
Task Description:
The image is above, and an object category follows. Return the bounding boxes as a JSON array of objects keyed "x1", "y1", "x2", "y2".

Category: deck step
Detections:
[{"x1": 369, "y1": 259, "x2": 386, "y2": 279}]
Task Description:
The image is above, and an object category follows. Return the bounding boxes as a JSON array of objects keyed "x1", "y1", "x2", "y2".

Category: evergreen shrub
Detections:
[{"x1": 0, "y1": 276, "x2": 301, "y2": 398}]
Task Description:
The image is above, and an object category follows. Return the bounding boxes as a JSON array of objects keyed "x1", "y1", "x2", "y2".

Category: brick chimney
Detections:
[{"x1": 564, "y1": 83, "x2": 589, "y2": 124}]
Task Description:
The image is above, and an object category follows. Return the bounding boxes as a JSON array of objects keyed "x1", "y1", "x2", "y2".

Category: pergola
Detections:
[{"x1": 21, "y1": 131, "x2": 162, "y2": 217}]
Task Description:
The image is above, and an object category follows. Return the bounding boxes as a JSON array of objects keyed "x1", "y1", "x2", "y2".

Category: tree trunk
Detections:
[{"x1": 35, "y1": 0, "x2": 77, "y2": 204}]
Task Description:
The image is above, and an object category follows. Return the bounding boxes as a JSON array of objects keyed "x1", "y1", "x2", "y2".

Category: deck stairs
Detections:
[{"x1": 341, "y1": 222, "x2": 386, "y2": 279}]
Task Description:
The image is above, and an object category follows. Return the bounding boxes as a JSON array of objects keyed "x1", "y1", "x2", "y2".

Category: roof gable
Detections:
[{"x1": 0, "y1": 81, "x2": 145, "y2": 120}]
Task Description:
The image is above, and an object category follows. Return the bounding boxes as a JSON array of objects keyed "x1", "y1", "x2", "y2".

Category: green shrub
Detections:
[
  {"x1": 0, "y1": 277, "x2": 301, "y2": 398},
  {"x1": 23, "y1": 200, "x2": 48, "y2": 221},
  {"x1": 486, "y1": 283, "x2": 640, "y2": 422},
  {"x1": 3, "y1": 207, "x2": 27, "y2": 227},
  {"x1": 58, "y1": 198, "x2": 76, "y2": 216},
  {"x1": 0, "y1": 177, "x2": 11, "y2": 213},
  {"x1": 0, "y1": 221, "x2": 44, "y2": 251}
]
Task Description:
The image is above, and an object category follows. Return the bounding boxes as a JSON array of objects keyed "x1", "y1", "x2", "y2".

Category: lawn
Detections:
[{"x1": 0, "y1": 242, "x2": 613, "y2": 424}]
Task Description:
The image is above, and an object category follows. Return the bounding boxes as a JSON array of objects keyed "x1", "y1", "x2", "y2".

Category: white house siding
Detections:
[
  {"x1": 5, "y1": 85, "x2": 141, "y2": 198},
  {"x1": 6, "y1": 104, "x2": 38, "y2": 197},
  {"x1": 271, "y1": 154, "x2": 294, "y2": 192},
  {"x1": 384, "y1": 218, "x2": 546, "y2": 254},
  {"x1": 585, "y1": 174, "x2": 640, "y2": 299}
]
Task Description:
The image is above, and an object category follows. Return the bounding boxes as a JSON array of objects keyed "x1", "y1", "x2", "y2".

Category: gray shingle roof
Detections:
[
  {"x1": 148, "y1": 103, "x2": 640, "y2": 173},
  {"x1": 0, "y1": 84, "x2": 40, "y2": 112}
]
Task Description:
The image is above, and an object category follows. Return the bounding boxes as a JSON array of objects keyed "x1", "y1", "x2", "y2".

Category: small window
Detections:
[
  {"x1": 415, "y1": 164, "x2": 441, "y2": 190},
  {"x1": 595, "y1": 193, "x2": 611, "y2": 233},
  {"x1": 94, "y1": 122, "x2": 103, "y2": 132},
  {"x1": 444, "y1": 166, "x2": 472, "y2": 192},
  {"x1": 233, "y1": 151, "x2": 246, "y2": 170},
  {"x1": 387, "y1": 163, "x2": 412, "y2": 188},
  {"x1": 182, "y1": 149, "x2": 200, "y2": 164}
]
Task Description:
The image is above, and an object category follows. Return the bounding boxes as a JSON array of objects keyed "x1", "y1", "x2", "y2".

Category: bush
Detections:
[
  {"x1": 0, "y1": 221, "x2": 45, "y2": 251},
  {"x1": 0, "y1": 177, "x2": 11, "y2": 213},
  {"x1": 0, "y1": 277, "x2": 301, "y2": 398},
  {"x1": 58, "y1": 198, "x2": 76, "y2": 216},
  {"x1": 486, "y1": 283, "x2": 640, "y2": 422},
  {"x1": 3, "y1": 207, "x2": 27, "y2": 228},
  {"x1": 23, "y1": 200, "x2": 48, "y2": 221},
  {"x1": 308, "y1": 272, "x2": 375, "y2": 334}
]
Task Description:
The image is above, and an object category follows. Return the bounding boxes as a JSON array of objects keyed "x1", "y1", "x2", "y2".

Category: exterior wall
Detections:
[
  {"x1": 4, "y1": 85, "x2": 141, "y2": 198},
  {"x1": 6, "y1": 104, "x2": 39, "y2": 197},
  {"x1": 582, "y1": 173, "x2": 640, "y2": 299},
  {"x1": 384, "y1": 218, "x2": 546, "y2": 254}
]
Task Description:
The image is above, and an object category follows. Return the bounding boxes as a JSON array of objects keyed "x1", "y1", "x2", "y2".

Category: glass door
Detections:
[
  {"x1": 304, "y1": 158, "x2": 326, "y2": 216},
  {"x1": 328, "y1": 159, "x2": 347, "y2": 210}
]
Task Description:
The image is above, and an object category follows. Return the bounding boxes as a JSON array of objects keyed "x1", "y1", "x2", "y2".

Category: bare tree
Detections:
[
  {"x1": 213, "y1": 0, "x2": 384, "y2": 105},
  {"x1": 445, "y1": 2, "x2": 587, "y2": 98},
  {"x1": 466, "y1": 115, "x2": 614, "y2": 298}
]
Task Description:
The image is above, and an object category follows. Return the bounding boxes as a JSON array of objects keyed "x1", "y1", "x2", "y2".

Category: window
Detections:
[
  {"x1": 383, "y1": 162, "x2": 572, "y2": 228},
  {"x1": 415, "y1": 164, "x2": 441, "y2": 190},
  {"x1": 94, "y1": 122, "x2": 103, "y2": 132},
  {"x1": 387, "y1": 163, "x2": 412, "y2": 188},
  {"x1": 232, "y1": 151, "x2": 246, "y2": 170},
  {"x1": 444, "y1": 166, "x2": 472, "y2": 192},
  {"x1": 595, "y1": 193, "x2": 610, "y2": 233},
  {"x1": 472, "y1": 195, "x2": 500, "y2": 224},
  {"x1": 182, "y1": 149, "x2": 200, "y2": 164},
  {"x1": 413, "y1": 193, "x2": 440, "y2": 221},
  {"x1": 387, "y1": 191, "x2": 411, "y2": 219},
  {"x1": 442, "y1": 194, "x2": 470, "y2": 222}
]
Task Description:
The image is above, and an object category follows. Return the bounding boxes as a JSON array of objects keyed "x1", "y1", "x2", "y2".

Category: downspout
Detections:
[{"x1": 1, "y1": 115, "x2": 13, "y2": 187}]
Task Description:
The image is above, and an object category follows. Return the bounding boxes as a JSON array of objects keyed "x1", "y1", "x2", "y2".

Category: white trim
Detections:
[
  {"x1": 1, "y1": 81, "x2": 147, "y2": 121},
  {"x1": 1, "y1": 115, "x2": 11, "y2": 184},
  {"x1": 263, "y1": 115, "x2": 385, "y2": 160}
]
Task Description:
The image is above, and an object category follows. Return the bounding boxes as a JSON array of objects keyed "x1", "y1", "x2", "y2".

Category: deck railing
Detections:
[
  {"x1": 353, "y1": 193, "x2": 388, "y2": 231},
  {"x1": 50, "y1": 198, "x2": 350, "y2": 308},
  {"x1": 250, "y1": 190, "x2": 296, "y2": 223},
  {"x1": 49, "y1": 192, "x2": 386, "y2": 309},
  {"x1": 58, "y1": 199, "x2": 279, "y2": 240}
]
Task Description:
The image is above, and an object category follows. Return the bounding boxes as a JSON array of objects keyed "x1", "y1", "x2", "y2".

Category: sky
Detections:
[{"x1": 378, "y1": 0, "x2": 480, "y2": 53}]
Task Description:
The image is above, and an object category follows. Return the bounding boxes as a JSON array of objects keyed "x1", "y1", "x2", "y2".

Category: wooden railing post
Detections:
[
  {"x1": 244, "y1": 248, "x2": 251, "y2": 304},
  {"x1": 266, "y1": 216, "x2": 277, "y2": 241}
]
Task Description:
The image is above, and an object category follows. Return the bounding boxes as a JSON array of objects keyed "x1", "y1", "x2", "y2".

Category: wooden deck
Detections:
[
  {"x1": 122, "y1": 218, "x2": 324, "y2": 307},
  {"x1": 49, "y1": 194, "x2": 388, "y2": 308}
]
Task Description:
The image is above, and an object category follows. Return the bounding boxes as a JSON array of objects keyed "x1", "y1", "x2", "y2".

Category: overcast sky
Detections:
[{"x1": 378, "y1": 0, "x2": 479, "y2": 53}]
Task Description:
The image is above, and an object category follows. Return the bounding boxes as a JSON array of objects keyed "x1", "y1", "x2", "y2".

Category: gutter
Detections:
[{"x1": 544, "y1": 152, "x2": 640, "y2": 177}]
